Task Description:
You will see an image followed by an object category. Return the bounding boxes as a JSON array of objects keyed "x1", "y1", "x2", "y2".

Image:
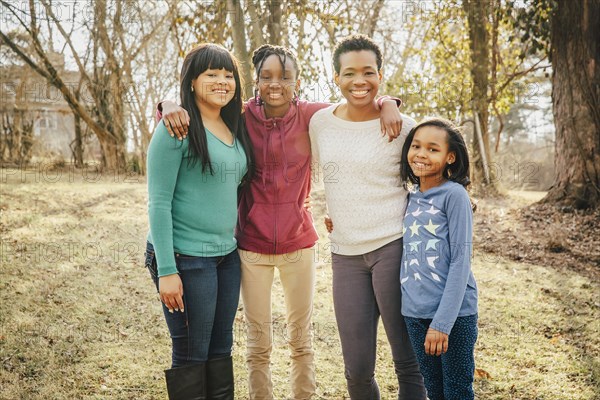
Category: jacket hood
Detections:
[{"x1": 245, "y1": 99, "x2": 298, "y2": 126}]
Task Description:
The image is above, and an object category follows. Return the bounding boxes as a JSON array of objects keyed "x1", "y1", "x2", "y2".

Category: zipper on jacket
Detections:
[{"x1": 272, "y1": 121, "x2": 278, "y2": 254}]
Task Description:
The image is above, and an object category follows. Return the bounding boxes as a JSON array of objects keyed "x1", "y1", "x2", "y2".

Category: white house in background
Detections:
[{"x1": 0, "y1": 52, "x2": 100, "y2": 160}]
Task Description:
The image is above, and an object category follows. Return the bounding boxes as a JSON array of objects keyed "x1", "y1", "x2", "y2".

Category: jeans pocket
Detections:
[{"x1": 144, "y1": 250, "x2": 159, "y2": 290}]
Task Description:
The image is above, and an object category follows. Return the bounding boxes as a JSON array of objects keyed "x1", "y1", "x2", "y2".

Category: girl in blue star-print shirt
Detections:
[{"x1": 399, "y1": 118, "x2": 478, "y2": 400}]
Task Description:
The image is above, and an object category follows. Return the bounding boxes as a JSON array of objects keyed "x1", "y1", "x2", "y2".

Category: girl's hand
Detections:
[
  {"x1": 380, "y1": 100, "x2": 403, "y2": 142},
  {"x1": 304, "y1": 195, "x2": 312, "y2": 212},
  {"x1": 159, "y1": 274, "x2": 184, "y2": 313},
  {"x1": 324, "y1": 216, "x2": 333, "y2": 233},
  {"x1": 424, "y1": 327, "x2": 448, "y2": 356},
  {"x1": 162, "y1": 101, "x2": 190, "y2": 140}
]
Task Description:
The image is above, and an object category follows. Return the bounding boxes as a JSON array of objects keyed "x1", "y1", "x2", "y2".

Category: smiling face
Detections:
[
  {"x1": 335, "y1": 50, "x2": 382, "y2": 108},
  {"x1": 192, "y1": 68, "x2": 236, "y2": 109},
  {"x1": 408, "y1": 126, "x2": 456, "y2": 190},
  {"x1": 257, "y1": 54, "x2": 299, "y2": 112}
]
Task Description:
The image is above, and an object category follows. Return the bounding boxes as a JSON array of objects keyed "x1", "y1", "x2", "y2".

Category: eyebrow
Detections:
[
  {"x1": 342, "y1": 66, "x2": 376, "y2": 70},
  {"x1": 412, "y1": 139, "x2": 442, "y2": 146}
]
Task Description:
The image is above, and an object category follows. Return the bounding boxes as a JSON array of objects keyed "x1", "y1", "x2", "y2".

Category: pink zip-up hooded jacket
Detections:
[{"x1": 236, "y1": 99, "x2": 329, "y2": 254}]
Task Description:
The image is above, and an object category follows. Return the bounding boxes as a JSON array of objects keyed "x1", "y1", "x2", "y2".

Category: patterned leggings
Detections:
[{"x1": 404, "y1": 315, "x2": 478, "y2": 400}]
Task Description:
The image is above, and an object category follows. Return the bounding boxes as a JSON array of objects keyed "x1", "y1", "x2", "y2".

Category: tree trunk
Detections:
[
  {"x1": 227, "y1": 0, "x2": 253, "y2": 99},
  {"x1": 98, "y1": 135, "x2": 126, "y2": 172},
  {"x1": 71, "y1": 112, "x2": 84, "y2": 168},
  {"x1": 246, "y1": 0, "x2": 265, "y2": 51},
  {"x1": 542, "y1": 0, "x2": 600, "y2": 209},
  {"x1": 267, "y1": 0, "x2": 282, "y2": 45},
  {"x1": 463, "y1": 0, "x2": 500, "y2": 195}
]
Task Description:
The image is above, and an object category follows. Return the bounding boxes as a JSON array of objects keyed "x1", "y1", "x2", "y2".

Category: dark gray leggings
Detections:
[{"x1": 332, "y1": 238, "x2": 427, "y2": 400}]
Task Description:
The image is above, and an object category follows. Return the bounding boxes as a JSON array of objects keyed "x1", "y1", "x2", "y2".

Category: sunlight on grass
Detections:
[{"x1": 1, "y1": 171, "x2": 598, "y2": 399}]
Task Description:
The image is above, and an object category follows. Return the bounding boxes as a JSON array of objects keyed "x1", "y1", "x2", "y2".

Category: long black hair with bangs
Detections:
[{"x1": 179, "y1": 43, "x2": 254, "y2": 179}]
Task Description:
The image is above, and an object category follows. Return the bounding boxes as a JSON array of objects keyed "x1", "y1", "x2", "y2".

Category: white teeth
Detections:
[{"x1": 351, "y1": 90, "x2": 368, "y2": 95}]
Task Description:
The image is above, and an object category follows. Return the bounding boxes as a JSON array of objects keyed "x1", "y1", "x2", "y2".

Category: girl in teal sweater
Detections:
[{"x1": 145, "y1": 43, "x2": 253, "y2": 400}]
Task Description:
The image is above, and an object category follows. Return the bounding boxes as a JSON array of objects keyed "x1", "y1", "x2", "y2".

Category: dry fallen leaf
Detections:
[{"x1": 475, "y1": 368, "x2": 492, "y2": 380}]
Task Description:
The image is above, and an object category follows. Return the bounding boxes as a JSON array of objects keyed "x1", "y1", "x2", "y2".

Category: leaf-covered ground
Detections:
[{"x1": 0, "y1": 168, "x2": 598, "y2": 399}]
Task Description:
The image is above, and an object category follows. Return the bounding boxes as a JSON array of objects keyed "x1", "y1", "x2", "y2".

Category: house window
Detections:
[{"x1": 37, "y1": 111, "x2": 58, "y2": 130}]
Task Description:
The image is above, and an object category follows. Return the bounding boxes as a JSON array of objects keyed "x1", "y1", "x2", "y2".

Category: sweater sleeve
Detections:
[
  {"x1": 147, "y1": 122, "x2": 184, "y2": 277},
  {"x1": 308, "y1": 112, "x2": 322, "y2": 165},
  {"x1": 376, "y1": 95, "x2": 402, "y2": 108},
  {"x1": 303, "y1": 101, "x2": 332, "y2": 121},
  {"x1": 430, "y1": 186, "x2": 473, "y2": 334}
]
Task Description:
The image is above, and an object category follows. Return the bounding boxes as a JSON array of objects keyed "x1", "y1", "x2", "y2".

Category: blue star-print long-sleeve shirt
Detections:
[{"x1": 400, "y1": 180, "x2": 478, "y2": 335}]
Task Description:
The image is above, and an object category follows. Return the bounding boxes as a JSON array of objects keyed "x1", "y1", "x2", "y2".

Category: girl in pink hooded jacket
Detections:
[{"x1": 158, "y1": 44, "x2": 402, "y2": 400}]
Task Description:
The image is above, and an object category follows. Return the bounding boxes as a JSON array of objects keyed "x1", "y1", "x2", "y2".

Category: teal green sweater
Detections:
[{"x1": 147, "y1": 123, "x2": 247, "y2": 277}]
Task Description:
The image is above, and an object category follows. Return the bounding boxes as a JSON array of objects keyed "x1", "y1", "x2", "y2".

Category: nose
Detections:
[
  {"x1": 353, "y1": 76, "x2": 366, "y2": 85},
  {"x1": 417, "y1": 148, "x2": 427, "y2": 158}
]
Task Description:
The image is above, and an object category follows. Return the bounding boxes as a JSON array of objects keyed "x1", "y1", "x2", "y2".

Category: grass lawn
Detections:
[{"x1": 1, "y1": 167, "x2": 598, "y2": 399}]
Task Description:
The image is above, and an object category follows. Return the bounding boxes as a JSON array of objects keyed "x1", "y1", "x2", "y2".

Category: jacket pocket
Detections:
[
  {"x1": 243, "y1": 203, "x2": 275, "y2": 241},
  {"x1": 276, "y1": 202, "x2": 304, "y2": 242}
]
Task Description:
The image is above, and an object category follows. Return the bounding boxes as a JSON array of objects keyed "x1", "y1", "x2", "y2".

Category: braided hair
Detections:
[{"x1": 251, "y1": 44, "x2": 299, "y2": 81}]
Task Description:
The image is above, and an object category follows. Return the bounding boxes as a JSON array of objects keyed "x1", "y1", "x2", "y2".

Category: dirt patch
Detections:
[{"x1": 474, "y1": 191, "x2": 600, "y2": 280}]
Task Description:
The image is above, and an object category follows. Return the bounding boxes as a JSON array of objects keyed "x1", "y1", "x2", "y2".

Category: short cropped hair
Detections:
[{"x1": 332, "y1": 34, "x2": 383, "y2": 74}]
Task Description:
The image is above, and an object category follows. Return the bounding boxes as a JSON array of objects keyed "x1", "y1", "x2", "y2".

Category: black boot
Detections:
[
  {"x1": 164, "y1": 363, "x2": 207, "y2": 400},
  {"x1": 206, "y1": 356, "x2": 234, "y2": 400}
]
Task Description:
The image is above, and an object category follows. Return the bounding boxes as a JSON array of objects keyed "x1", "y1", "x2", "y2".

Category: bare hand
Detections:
[
  {"x1": 304, "y1": 195, "x2": 312, "y2": 212},
  {"x1": 162, "y1": 101, "x2": 190, "y2": 140},
  {"x1": 424, "y1": 327, "x2": 449, "y2": 356},
  {"x1": 159, "y1": 274, "x2": 184, "y2": 313},
  {"x1": 324, "y1": 216, "x2": 333, "y2": 233},
  {"x1": 380, "y1": 100, "x2": 403, "y2": 142}
]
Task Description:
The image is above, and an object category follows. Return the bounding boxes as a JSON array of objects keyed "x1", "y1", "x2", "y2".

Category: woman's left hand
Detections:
[
  {"x1": 424, "y1": 327, "x2": 449, "y2": 356},
  {"x1": 324, "y1": 216, "x2": 333, "y2": 233},
  {"x1": 380, "y1": 100, "x2": 403, "y2": 142},
  {"x1": 304, "y1": 195, "x2": 312, "y2": 212}
]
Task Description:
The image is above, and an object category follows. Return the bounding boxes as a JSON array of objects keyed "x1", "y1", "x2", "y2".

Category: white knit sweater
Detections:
[{"x1": 309, "y1": 104, "x2": 416, "y2": 255}]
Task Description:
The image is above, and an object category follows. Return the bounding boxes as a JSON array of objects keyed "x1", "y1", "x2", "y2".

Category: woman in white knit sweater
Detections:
[{"x1": 309, "y1": 34, "x2": 427, "y2": 400}]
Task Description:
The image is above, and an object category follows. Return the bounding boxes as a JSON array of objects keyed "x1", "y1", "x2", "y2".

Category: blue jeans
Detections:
[
  {"x1": 145, "y1": 242, "x2": 241, "y2": 368},
  {"x1": 404, "y1": 315, "x2": 478, "y2": 400}
]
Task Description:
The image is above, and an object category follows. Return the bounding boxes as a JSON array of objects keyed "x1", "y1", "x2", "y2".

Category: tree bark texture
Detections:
[{"x1": 543, "y1": 0, "x2": 600, "y2": 208}]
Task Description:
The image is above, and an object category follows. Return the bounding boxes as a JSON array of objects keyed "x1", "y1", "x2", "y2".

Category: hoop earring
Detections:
[
  {"x1": 254, "y1": 87, "x2": 262, "y2": 106},
  {"x1": 191, "y1": 85, "x2": 194, "y2": 93}
]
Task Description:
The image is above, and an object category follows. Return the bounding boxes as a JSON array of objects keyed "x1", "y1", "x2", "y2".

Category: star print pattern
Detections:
[
  {"x1": 402, "y1": 194, "x2": 446, "y2": 284},
  {"x1": 426, "y1": 239, "x2": 440, "y2": 250},
  {"x1": 426, "y1": 205, "x2": 440, "y2": 215},
  {"x1": 427, "y1": 256, "x2": 438, "y2": 268},
  {"x1": 408, "y1": 241, "x2": 421, "y2": 252},
  {"x1": 424, "y1": 219, "x2": 440, "y2": 235},
  {"x1": 400, "y1": 181, "x2": 478, "y2": 337},
  {"x1": 409, "y1": 221, "x2": 421, "y2": 237}
]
